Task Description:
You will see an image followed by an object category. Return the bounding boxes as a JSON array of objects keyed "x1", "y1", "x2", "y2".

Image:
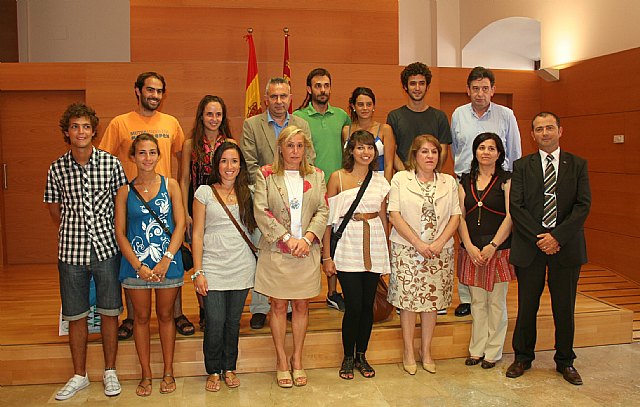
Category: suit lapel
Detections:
[
  {"x1": 557, "y1": 151, "x2": 570, "y2": 187},
  {"x1": 528, "y1": 153, "x2": 544, "y2": 190},
  {"x1": 260, "y1": 114, "x2": 276, "y2": 158}
]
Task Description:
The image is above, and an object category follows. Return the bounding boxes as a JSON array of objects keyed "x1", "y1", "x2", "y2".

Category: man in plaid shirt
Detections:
[{"x1": 44, "y1": 103, "x2": 127, "y2": 400}]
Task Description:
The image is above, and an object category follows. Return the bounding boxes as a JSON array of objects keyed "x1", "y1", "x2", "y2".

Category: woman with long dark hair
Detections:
[
  {"x1": 179, "y1": 95, "x2": 234, "y2": 331},
  {"x1": 191, "y1": 141, "x2": 257, "y2": 391},
  {"x1": 323, "y1": 130, "x2": 390, "y2": 380},
  {"x1": 341, "y1": 87, "x2": 395, "y2": 181},
  {"x1": 458, "y1": 132, "x2": 515, "y2": 369}
]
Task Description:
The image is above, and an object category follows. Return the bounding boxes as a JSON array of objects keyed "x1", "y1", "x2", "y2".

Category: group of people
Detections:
[{"x1": 44, "y1": 63, "x2": 591, "y2": 400}]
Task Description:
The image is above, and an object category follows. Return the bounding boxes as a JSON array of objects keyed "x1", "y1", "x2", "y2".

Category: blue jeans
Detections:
[
  {"x1": 203, "y1": 288, "x2": 250, "y2": 374},
  {"x1": 58, "y1": 249, "x2": 122, "y2": 321}
]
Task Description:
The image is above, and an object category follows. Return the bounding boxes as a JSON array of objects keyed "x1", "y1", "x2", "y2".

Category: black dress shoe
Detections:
[
  {"x1": 556, "y1": 365, "x2": 583, "y2": 385},
  {"x1": 454, "y1": 303, "x2": 471, "y2": 317},
  {"x1": 250, "y1": 313, "x2": 267, "y2": 329},
  {"x1": 505, "y1": 360, "x2": 531, "y2": 378},
  {"x1": 465, "y1": 356, "x2": 483, "y2": 366}
]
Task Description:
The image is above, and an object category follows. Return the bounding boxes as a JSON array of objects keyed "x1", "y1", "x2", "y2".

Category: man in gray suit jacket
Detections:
[
  {"x1": 506, "y1": 112, "x2": 591, "y2": 385},
  {"x1": 240, "y1": 77, "x2": 314, "y2": 328},
  {"x1": 242, "y1": 77, "x2": 314, "y2": 184}
]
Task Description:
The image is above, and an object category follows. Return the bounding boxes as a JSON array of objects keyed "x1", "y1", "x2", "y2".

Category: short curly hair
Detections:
[
  {"x1": 58, "y1": 103, "x2": 99, "y2": 144},
  {"x1": 400, "y1": 62, "x2": 432, "y2": 90}
]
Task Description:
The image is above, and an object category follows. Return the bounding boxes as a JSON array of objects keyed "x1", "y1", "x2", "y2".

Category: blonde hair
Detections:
[
  {"x1": 272, "y1": 125, "x2": 314, "y2": 176},
  {"x1": 406, "y1": 134, "x2": 443, "y2": 172}
]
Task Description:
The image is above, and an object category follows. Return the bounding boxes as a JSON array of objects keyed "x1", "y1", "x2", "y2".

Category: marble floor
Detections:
[{"x1": 2, "y1": 343, "x2": 639, "y2": 406}]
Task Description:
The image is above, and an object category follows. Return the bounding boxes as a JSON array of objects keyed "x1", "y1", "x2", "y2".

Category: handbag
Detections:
[
  {"x1": 372, "y1": 276, "x2": 394, "y2": 323},
  {"x1": 329, "y1": 169, "x2": 373, "y2": 258},
  {"x1": 210, "y1": 185, "x2": 258, "y2": 259},
  {"x1": 129, "y1": 181, "x2": 193, "y2": 271}
]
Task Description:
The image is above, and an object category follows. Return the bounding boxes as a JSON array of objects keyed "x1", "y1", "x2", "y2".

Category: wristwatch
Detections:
[
  {"x1": 282, "y1": 233, "x2": 292, "y2": 243},
  {"x1": 489, "y1": 241, "x2": 498, "y2": 248},
  {"x1": 164, "y1": 251, "x2": 174, "y2": 260}
]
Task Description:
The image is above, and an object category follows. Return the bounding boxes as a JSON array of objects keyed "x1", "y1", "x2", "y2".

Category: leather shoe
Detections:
[
  {"x1": 250, "y1": 313, "x2": 267, "y2": 329},
  {"x1": 556, "y1": 365, "x2": 583, "y2": 385},
  {"x1": 454, "y1": 303, "x2": 471, "y2": 317},
  {"x1": 505, "y1": 360, "x2": 531, "y2": 378},
  {"x1": 464, "y1": 356, "x2": 483, "y2": 366}
]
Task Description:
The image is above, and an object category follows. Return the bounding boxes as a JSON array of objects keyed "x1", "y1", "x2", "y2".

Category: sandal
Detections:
[
  {"x1": 276, "y1": 370, "x2": 293, "y2": 388},
  {"x1": 205, "y1": 373, "x2": 221, "y2": 392},
  {"x1": 199, "y1": 307, "x2": 206, "y2": 332},
  {"x1": 136, "y1": 377, "x2": 152, "y2": 397},
  {"x1": 160, "y1": 374, "x2": 176, "y2": 394},
  {"x1": 117, "y1": 318, "x2": 134, "y2": 340},
  {"x1": 339, "y1": 356, "x2": 355, "y2": 380},
  {"x1": 355, "y1": 352, "x2": 375, "y2": 378},
  {"x1": 174, "y1": 314, "x2": 195, "y2": 336},
  {"x1": 289, "y1": 357, "x2": 307, "y2": 386},
  {"x1": 465, "y1": 356, "x2": 484, "y2": 366},
  {"x1": 223, "y1": 371, "x2": 240, "y2": 388}
]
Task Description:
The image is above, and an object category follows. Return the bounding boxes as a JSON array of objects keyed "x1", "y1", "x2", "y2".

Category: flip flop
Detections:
[
  {"x1": 136, "y1": 378, "x2": 152, "y2": 397},
  {"x1": 223, "y1": 371, "x2": 240, "y2": 388},
  {"x1": 205, "y1": 373, "x2": 221, "y2": 392},
  {"x1": 160, "y1": 374, "x2": 176, "y2": 394}
]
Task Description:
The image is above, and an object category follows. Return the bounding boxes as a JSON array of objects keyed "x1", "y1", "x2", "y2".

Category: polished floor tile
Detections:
[{"x1": 1, "y1": 343, "x2": 639, "y2": 406}]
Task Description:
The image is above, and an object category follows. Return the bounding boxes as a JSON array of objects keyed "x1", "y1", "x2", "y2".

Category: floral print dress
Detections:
[{"x1": 388, "y1": 181, "x2": 454, "y2": 312}]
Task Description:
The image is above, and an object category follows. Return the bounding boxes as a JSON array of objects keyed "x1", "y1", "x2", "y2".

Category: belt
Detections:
[{"x1": 352, "y1": 212, "x2": 379, "y2": 271}]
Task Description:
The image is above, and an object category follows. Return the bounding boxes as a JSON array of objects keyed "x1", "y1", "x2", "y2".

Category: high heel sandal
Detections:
[
  {"x1": 276, "y1": 370, "x2": 293, "y2": 388},
  {"x1": 290, "y1": 357, "x2": 307, "y2": 386}
]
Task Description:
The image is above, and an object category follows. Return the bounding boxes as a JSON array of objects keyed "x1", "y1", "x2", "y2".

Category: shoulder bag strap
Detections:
[
  {"x1": 210, "y1": 185, "x2": 258, "y2": 256},
  {"x1": 334, "y1": 169, "x2": 373, "y2": 239},
  {"x1": 130, "y1": 181, "x2": 172, "y2": 237}
]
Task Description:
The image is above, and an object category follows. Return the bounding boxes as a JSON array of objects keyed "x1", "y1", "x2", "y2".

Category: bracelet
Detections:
[
  {"x1": 489, "y1": 241, "x2": 498, "y2": 248},
  {"x1": 302, "y1": 236, "x2": 312, "y2": 246},
  {"x1": 164, "y1": 251, "x2": 174, "y2": 260},
  {"x1": 191, "y1": 270, "x2": 204, "y2": 281},
  {"x1": 322, "y1": 257, "x2": 333, "y2": 262}
]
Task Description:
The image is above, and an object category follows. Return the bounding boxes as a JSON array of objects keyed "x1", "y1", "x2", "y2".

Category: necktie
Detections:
[{"x1": 542, "y1": 154, "x2": 557, "y2": 228}]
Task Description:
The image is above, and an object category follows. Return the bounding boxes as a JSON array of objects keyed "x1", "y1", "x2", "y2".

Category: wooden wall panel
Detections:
[
  {"x1": 130, "y1": 1, "x2": 398, "y2": 65},
  {"x1": 0, "y1": 62, "x2": 540, "y2": 264},
  {"x1": 541, "y1": 47, "x2": 640, "y2": 284},
  {"x1": 0, "y1": 0, "x2": 18, "y2": 63}
]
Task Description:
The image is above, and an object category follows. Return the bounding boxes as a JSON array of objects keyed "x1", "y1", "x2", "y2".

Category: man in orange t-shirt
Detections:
[{"x1": 99, "y1": 72, "x2": 194, "y2": 339}]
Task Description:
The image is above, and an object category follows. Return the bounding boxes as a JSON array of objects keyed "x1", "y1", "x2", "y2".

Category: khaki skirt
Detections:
[{"x1": 254, "y1": 246, "x2": 322, "y2": 300}]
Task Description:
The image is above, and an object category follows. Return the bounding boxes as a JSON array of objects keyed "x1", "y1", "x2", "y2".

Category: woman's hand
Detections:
[
  {"x1": 322, "y1": 258, "x2": 336, "y2": 277},
  {"x1": 480, "y1": 244, "x2": 497, "y2": 263},
  {"x1": 288, "y1": 238, "x2": 310, "y2": 258},
  {"x1": 193, "y1": 273, "x2": 208, "y2": 296},
  {"x1": 415, "y1": 240, "x2": 436, "y2": 259},
  {"x1": 151, "y1": 257, "x2": 171, "y2": 280},
  {"x1": 467, "y1": 245, "x2": 486, "y2": 266},
  {"x1": 184, "y1": 214, "x2": 193, "y2": 241},
  {"x1": 139, "y1": 264, "x2": 160, "y2": 282}
]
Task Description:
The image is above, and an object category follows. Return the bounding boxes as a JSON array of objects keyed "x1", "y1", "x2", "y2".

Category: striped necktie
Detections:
[{"x1": 542, "y1": 154, "x2": 557, "y2": 228}]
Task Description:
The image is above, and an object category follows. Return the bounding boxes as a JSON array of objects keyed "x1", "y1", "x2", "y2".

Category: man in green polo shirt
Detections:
[{"x1": 294, "y1": 67, "x2": 350, "y2": 312}]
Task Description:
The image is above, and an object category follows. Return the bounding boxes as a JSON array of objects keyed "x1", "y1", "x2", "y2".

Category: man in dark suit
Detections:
[
  {"x1": 240, "y1": 77, "x2": 313, "y2": 329},
  {"x1": 506, "y1": 111, "x2": 591, "y2": 385}
]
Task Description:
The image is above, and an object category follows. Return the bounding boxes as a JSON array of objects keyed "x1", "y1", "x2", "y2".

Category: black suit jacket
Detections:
[{"x1": 509, "y1": 150, "x2": 591, "y2": 268}]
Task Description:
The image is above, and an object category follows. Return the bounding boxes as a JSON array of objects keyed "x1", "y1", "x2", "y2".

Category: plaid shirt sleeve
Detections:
[{"x1": 44, "y1": 162, "x2": 61, "y2": 203}]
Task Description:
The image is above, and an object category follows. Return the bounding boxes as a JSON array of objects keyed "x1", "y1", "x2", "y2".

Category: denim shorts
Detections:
[
  {"x1": 121, "y1": 276, "x2": 184, "y2": 290},
  {"x1": 58, "y1": 249, "x2": 123, "y2": 321}
]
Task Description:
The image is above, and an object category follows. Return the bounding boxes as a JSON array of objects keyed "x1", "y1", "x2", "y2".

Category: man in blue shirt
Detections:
[{"x1": 451, "y1": 66, "x2": 522, "y2": 317}]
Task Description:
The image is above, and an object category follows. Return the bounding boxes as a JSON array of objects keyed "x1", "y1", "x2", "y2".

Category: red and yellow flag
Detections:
[
  {"x1": 283, "y1": 29, "x2": 292, "y2": 114},
  {"x1": 244, "y1": 32, "x2": 262, "y2": 119}
]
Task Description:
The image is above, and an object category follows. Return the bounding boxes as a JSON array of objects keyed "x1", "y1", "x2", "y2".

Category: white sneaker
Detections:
[
  {"x1": 55, "y1": 373, "x2": 90, "y2": 400},
  {"x1": 103, "y1": 369, "x2": 121, "y2": 397}
]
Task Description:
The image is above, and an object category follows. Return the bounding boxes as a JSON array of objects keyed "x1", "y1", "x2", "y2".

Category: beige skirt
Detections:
[{"x1": 254, "y1": 246, "x2": 322, "y2": 300}]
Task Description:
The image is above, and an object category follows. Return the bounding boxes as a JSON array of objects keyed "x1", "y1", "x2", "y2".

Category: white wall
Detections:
[
  {"x1": 17, "y1": 0, "x2": 130, "y2": 62},
  {"x1": 398, "y1": 0, "x2": 434, "y2": 66}
]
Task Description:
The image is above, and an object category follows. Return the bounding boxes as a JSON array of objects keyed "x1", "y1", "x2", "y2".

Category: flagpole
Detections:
[{"x1": 283, "y1": 27, "x2": 292, "y2": 114}]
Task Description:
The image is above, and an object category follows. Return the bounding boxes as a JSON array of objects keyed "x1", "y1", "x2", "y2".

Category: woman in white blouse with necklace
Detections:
[{"x1": 253, "y1": 125, "x2": 328, "y2": 388}]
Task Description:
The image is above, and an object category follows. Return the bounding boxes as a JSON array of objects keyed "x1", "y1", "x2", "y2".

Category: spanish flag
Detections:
[
  {"x1": 283, "y1": 29, "x2": 292, "y2": 114},
  {"x1": 244, "y1": 31, "x2": 262, "y2": 119}
]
